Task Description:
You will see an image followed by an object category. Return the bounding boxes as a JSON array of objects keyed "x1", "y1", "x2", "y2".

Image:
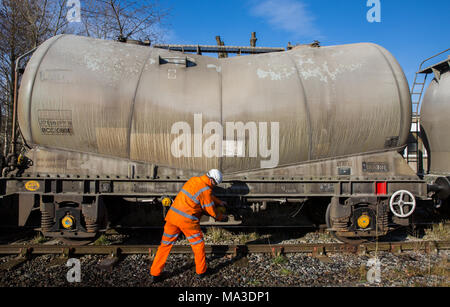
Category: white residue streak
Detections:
[
  {"x1": 84, "y1": 56, "x2": 101, "y2": 72},
  {"x1": 207, "y1": 64, "x2": 222, "y2": 73},
  {"x1": 299, "y1": 61, "x2": 363, "y2": 83},
  {"x1": 257, "y1": 67, "x2": 296, "y2": 81},
  {"x1": 297, "y1": 57, "x2": 315, "y2": 66}
]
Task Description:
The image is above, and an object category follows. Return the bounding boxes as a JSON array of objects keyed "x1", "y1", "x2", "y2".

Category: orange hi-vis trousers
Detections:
[{"x1": 150, "y1": 220, "x2": 206, "y2": 276}]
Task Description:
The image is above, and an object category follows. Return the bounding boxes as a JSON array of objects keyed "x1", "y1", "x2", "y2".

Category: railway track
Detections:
[{"x1": 0, "y1": 240, "x2": 448, "y2": 271}]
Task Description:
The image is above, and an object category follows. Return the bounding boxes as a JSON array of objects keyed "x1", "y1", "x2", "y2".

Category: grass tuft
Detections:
[
  {"x1": 207, "y1": 227, "x2": 233, "y2": 243},
  {"x1": 236, "y1": 232, "x2": 260, "y2": 244},
  {"x1": 424, "y1": 222, "x2": 450, "y2": 241},
  {"x1": 280, "y1": 267, "x2": 293, "y2": 276},
  {"x1": 32, "y1": 233, "x2": 49, "y2": 244},
  {"x1": 205, "y1": 228, "x2": 261, "y2": 244},
  {"x1": 93, "y1": 234, "x2": 111, "y2": 246},
  {"x1": 272, "y1": 255, "x2": 288, "y2": 265}
]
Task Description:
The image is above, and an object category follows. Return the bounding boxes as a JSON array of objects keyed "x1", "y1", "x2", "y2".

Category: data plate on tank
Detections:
[
  {"x1": 38, "y1": 110, "x2": 73, "y2": 135},
  {"x1": 338, "y1": 167, "x2": 352, "y2": 175},
  {"x1": 39, "y1": 69, "x2": 72, "y2": 83},
  {"x1": 384, "y1": 136, "x2": 399, "y2": 148},
  {"x1": 362, "y1": 162, "x2": 389, "y2": 173}
]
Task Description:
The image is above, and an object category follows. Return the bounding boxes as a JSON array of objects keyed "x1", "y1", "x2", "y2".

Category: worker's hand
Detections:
[
  {"x1": 217, "y1": 213, "x2": 228, "y2": 222},
  {"x1": 216, "y1": 205, "x2": 226, "y2": 214}
]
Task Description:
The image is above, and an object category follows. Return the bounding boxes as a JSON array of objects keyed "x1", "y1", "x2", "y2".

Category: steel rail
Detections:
[{"x1": 0, "y1": 241, "x2": 448, "y2": 257}]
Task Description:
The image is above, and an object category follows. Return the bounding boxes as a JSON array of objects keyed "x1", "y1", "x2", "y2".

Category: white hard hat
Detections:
[{"x1": 206, "y1": 169, "x2": 223, "y2": 185}]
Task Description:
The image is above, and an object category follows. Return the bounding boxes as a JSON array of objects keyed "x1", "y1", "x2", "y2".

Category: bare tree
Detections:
[
  {"x1": 19, "y1": 0, "x2": 74, "y2": 47},
  {"x1": 0, "y1": 0, "x2": 74, "y2": 158},
  {"x1": 0, "y1": 0, "x2": 30, "y2": 157},
  {"x1": 80, "y1": 0, "x2": 169, "y2": 43}
]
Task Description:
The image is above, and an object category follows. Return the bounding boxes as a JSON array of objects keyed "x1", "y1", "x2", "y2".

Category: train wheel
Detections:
[{"x1": 325, "y1": 203, "x2": 374, "y2": 245}]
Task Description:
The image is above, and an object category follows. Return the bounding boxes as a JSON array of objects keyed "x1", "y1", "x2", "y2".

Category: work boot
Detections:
[
  {"x1": 196, "y1": 268, "x2": 210, "y2": 279},
  {"x1": 149, "y1": 274, "x2": 162, "y2": 284}
]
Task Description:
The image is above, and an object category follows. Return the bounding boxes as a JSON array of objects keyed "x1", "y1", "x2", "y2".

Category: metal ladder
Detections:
[
  {"x1": 407, "y1": 71, "x2": 428, "y2": 166},
  {"x1": 408, "y1": 48, "x2": 450, "y2": 175}
]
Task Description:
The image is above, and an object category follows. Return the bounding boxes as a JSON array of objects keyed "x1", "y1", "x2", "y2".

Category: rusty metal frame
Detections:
[
  {"x1": 0, "y1": 174, "x2": 428, "y2": 238},
  {"x1": 1, "y1": 176, "x2": 427, "y2": 199}
]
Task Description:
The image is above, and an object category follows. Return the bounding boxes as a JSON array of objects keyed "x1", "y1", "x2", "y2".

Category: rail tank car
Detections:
[
  {"x1": 420, "y1": 57, "x2": 450, "y2": 175},
  {"x1": 18, "y1": 35, "x2": 412, "y2": 174},
  {"x1": 2, "y1": 35, "x2": 433, "y2": 242},
  {"x1": 420, "y1": 55, "x2": 450, "y2": 204}
]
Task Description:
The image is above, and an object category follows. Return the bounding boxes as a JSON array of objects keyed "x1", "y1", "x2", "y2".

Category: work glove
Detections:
[
  {"x1": 216, "y1": 205, "x2": 226, "y2": 215},
  {"x1": 216, "y1": 213, "x2": 228, "y2": 223}
]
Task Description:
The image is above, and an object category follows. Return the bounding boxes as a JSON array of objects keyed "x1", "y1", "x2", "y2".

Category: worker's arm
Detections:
[
  {"x1": 199, "y1": 189, "x2": 225, "y2": 221},
  {"x1": 212, "y1": 194, "x2": 227, "y2": 206}
]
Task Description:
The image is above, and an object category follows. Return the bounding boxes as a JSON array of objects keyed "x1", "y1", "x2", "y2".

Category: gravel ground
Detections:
[
  {"x1": 0, "y1": 225, "x2": 448, "y2": 287},
  {"x1": 86, "y1": 226, "x2": 437, "y2": 246},
  {"x1": 0, "y1": 250, "x2": 448, "y2": 287}
]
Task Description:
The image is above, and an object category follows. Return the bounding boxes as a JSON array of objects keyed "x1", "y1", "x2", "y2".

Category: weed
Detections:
[
  {"x1": 272, "y1": 255, "x2": 288, "y2": 265},
  {"x1": 248, "y1": 280, "x2": 262, "y2": 286},
  {"x1": 236, "y1": 232, "x2": 260, "y2": 244},
  {"x1": 424, "y1": 222, "x2": 450, "y2": 241},
  {"x1": 93, "y1": 234, "x2": 111, "y2": 246},
  {"x1": 32, "y1": 233, "x2": 49, "y2": 244},
  {"x1": 207, "y1": 227, "x2": 233, "y2": 243},
  {"x1": 280, "y1": 267, "x2": 293, "y2": 276}
]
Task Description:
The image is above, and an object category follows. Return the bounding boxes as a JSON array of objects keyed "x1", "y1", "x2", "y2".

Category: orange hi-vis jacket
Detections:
[{"x1": 165, "y1": 175, "x2": 223, "y2": 225}]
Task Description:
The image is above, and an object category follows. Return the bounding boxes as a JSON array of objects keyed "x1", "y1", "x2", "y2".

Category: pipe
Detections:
[{"x1": 428, "y1": 184, "x2": 445, "y2": 193}]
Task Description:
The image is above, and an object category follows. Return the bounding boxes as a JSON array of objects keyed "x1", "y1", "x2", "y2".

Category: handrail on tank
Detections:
[
  {"x1": 417, "y1": 48, "x2": 450, "y2": 73},
  {"x1": 11, "y1": 48, "x2": 37, "y2": 157}
]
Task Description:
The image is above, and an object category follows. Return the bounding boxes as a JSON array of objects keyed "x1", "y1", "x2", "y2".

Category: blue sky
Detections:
[{"x1": 158, "y1": 0, "x2": 450, "y2": 88}]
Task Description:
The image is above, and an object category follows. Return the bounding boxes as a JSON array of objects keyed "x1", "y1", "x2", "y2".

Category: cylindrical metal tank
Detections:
[
  {"x1": 420, "y1": 59, "x2": 450, "y2": 175},
  {"x1": 18, "y1": 35, "x2": 411, "y2": 174}
]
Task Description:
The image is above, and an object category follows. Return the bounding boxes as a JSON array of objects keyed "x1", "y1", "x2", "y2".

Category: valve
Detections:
[{"x1": 389, "y1": 190, "x2": 416, "y2": 218}]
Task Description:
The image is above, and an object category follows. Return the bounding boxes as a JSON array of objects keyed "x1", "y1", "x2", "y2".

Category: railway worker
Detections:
[{"x1": 150, "y1": 169, "x2": 228, "y2": 283}]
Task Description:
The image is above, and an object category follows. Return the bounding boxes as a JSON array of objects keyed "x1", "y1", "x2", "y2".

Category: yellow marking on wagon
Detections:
[
  {"x1": 62, "y1": 215, "x2": 75, "y2": 229},
  {"x1": 357, "y1": 214, "x2": 371, "y2": 229},
  {"x1": 25, "y1": 181, "x2": 40, "y2": 192}
]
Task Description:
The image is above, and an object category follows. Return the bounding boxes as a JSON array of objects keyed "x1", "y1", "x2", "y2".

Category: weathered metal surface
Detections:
[
  {"x1": 21, "y1": 142, "x2": 418, "y2": 181},
  {"x1": 420, "y1": 58, "x2": 450, "y2": 175},
  {"x1": 5, "y1": 177, "x2": 426, "y2": 199},
  {"x1": 12, "y1": 147, "x2": 427, "y2": 203},
  {"x1": 18, "y1": 35, "x2": 412, "y2": 174}
]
